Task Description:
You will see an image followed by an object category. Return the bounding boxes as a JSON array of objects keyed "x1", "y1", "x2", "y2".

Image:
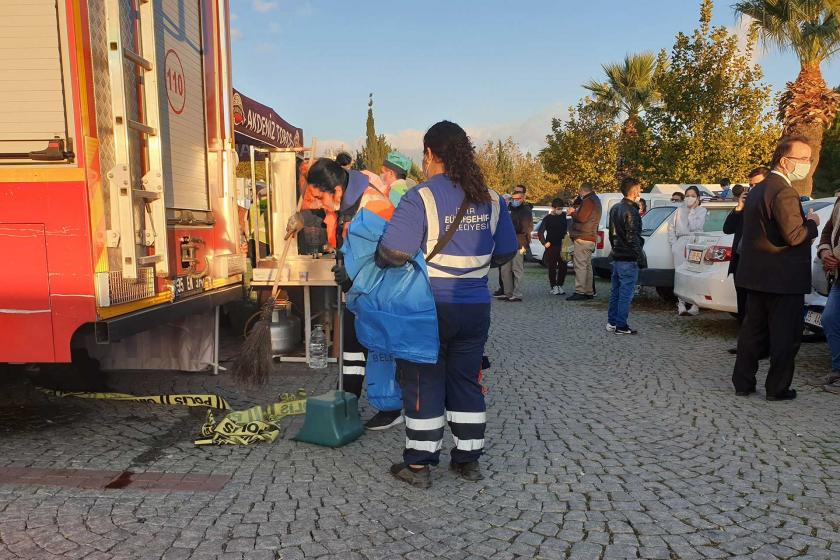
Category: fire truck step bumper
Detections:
[{"x1": 94, "y1": 285, "x2": 243, "y2": 344}]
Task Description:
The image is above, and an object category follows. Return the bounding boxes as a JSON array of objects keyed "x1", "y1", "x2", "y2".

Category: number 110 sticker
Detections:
[{"x1": 164, "y1": 49, "x2": 186, "y2": 115}]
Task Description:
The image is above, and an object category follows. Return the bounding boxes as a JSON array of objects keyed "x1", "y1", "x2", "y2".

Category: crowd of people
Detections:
[
  {"x1": 489, "y1": 135, "x2": 839, "y2": 399},
  {"x1": 292, "y1": 128, "x2": 836, "y2": 491}
]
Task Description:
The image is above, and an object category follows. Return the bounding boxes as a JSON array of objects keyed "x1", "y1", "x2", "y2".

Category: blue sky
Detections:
[{"x1": 229, "y1": 0, "x2": 836, "y2": 160}]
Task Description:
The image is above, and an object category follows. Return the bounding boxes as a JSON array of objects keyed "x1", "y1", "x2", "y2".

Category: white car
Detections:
[
  {"x1": 592, "y1": 193, "x2": 677, "y2": 278},
  {"x1": 639, "y1": 201, "x2": 737, "y2": 298},
  {"x1": 531, "y1": 205, "x2": 551, "y2": 224},
  {"x1": 674, "y1": 198, "x2": 835, "y2": 314}
]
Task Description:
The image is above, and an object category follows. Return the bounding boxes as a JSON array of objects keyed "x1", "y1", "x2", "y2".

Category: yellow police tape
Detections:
[
  {"x1": 38, "y1": 388, "x2": 308, "y2": 446},
  {"x1": 195, "y1": 390, "x2": 307, "y2": 446}
]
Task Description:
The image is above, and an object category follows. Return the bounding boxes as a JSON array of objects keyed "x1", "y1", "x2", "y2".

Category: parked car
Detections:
[
  {"x1": 632, "y1": 201, "x2": 737, "y2": 298},
  {"x1": 531, "y1": 205, "x2": 551, "y2": 224},
  {"x1": 674, "y1": 198, "x2": 835, "y2": 315},
  {"x1": 590, "y1": 193, "x2": 674, "y2": 278},
  {"x1": 801, "y1": 199, "x2": 836, "y2": 332}
]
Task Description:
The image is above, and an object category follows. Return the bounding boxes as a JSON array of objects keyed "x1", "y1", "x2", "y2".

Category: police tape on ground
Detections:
[{"x1": 38, "y1": 388, "x2": 307, "y2": 446}]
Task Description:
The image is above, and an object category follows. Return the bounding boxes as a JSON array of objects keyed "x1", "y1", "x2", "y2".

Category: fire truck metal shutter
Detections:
[
  {"x1": 0, "y1": 0, "x2": 68, "y2": 155},
  {"x1": 156, "y1": 0, "x2": 209, "y2": 211}
]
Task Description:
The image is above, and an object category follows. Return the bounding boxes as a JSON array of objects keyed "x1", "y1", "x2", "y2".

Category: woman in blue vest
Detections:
[{"x1": 376, "y1": 120, "x2": 518, "y2": 488}]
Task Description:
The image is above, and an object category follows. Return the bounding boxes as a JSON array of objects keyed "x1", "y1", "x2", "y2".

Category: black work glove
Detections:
[{"x1": 332, "y1": 263, "x2": 353, "y2": 293}]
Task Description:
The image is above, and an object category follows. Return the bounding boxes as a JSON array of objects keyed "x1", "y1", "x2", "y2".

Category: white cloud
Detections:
[
  {"x1": 252, "y1": 0, "x2": 279, "y2": 13},
  {"x1": 313, "y1": 103, "x2": 568, "y2": 164},
  {"x1": 316, "y1": 138, "x2": 363, "y2": 158},
  {"x1": 466, "y1": 102, "x2": 568, "y2": 155},
  {"x1": 383, "y1": 129, "x2": 426, "y2": 162},
  {"x1": 230, "y1": 27, "x2": 243, "y2": 41}
]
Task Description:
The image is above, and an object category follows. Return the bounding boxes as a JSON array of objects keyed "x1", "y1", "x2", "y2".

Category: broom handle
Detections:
[
  {"x1": 336, "y1": 253, "x2": 344, "y2": 391},
  {"x1": 269, "y1": 183, "x2": 308, "y2": 300}
]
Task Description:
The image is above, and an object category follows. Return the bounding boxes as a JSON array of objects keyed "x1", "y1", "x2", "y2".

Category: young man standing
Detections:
[
  {"x1": 607, "y1": 178, "x2": 645, "y2": 334},
  {"x1": 538, "y1": 198, "x2": 569, "y2": 295}
]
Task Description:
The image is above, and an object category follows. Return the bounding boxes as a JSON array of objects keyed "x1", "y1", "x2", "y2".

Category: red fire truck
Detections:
[{"x1": 0, "y1": 0, "x2": 244, "y2": 364}]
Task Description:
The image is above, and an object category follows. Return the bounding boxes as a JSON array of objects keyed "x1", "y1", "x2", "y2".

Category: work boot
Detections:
[
  {"x1": 450, "y1": 461, "x2": 484, "y2": 481},
  {"x1": 390, "y1": 462, "x2": 431, "y2": 489},
  {"x1": 365, "y1": 410, "x2": 403, "y2": 431}
]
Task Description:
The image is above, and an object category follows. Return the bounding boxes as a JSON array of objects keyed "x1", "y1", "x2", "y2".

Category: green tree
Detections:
[
  {"x1": 359, "y1": 94, "x2": 392, "y2": 172},
  {"x1": 584, "y1": 52, "x2": 659, "y2": 181},
  {"x1": 734, "y1": 0, "x2": 840, "y2": 195},
  {"x1": 476, "y1": 138, "x2": 564, "y2": 203},
  {"x1": 814, "y1": 104, "x2": 840, "y2": 196},
  {"x1": 644, "y1": 0, "x2": 780, "y2": 183},
  {"x1": 541, "y1": 99, "x2": 621, "y2": 194}
]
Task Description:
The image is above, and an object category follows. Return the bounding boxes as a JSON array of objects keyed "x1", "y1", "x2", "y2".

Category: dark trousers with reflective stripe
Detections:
[
  {"x1": 342, "y1": 309, "x2": 367, "y2": 399},
  {"x1": 397, "y1": 303, "x2": 490, "y2": 466}
]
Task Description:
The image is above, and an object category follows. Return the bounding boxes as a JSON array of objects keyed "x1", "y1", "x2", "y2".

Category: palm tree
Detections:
[
  {"x1": 734, "y1": 0, "x2": 840, "y2": 195},
  {"x1": 584, "y1": 52, "x2": 658, "y2": 182}
]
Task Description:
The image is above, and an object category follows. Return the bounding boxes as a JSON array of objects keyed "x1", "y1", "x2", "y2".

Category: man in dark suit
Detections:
[
  {"x1": 723, "y1": 166, "x2": 770, "y2": 327},
  {"x1": 733, "y1": 136, "x2": 819, "y2": 401}
]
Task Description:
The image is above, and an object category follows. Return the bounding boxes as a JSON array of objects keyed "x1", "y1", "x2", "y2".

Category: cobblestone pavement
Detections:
[{"x1": 1, "y1": 265, "x2": 839, "y2": 560}]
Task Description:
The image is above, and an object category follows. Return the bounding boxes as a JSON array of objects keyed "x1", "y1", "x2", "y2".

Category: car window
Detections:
[
  {"x1": 703, "y1": 207, "x2": 734, "y2": 232},
  {"x1": 532, "y1": 208, "x2": 550, "y2": 223},
  {"x1": 641, "y1": 206, "x2": 675, "y2": 235},
  {"x1": 803, "y1": 200, "x2": 832, "y2": 213}
]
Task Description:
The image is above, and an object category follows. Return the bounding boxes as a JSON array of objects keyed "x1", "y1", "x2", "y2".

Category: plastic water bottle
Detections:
[{"x1": 309, "y1": 325, "x2": 328, "y2": 369}]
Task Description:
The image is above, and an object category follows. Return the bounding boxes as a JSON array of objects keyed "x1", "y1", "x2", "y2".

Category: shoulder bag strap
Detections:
[{"x1": 427, "y1": 198, "x2": 471, "y2": 261}]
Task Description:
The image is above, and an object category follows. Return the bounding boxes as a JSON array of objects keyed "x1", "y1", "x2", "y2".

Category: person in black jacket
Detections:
[
  {"x1": 733, "y1": 137, "x2": 820, "y2": 401},
  {"x1": 607, "y1": 178, "x2": 646, "y2": 335},
  {"x1": 538, "y1": 198, "x2": 569, "y2": 295},
  {"x1": 722, "y1": 167, "x2": 770, "y2": 328}
]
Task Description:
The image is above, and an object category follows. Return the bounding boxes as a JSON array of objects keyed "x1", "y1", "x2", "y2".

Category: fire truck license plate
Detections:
[
  {"x1": 174, "y1": 276, "x2": 206, "y2": 300},
  {"x1": 688, "y1": 249, "x2": 703, "y2": 264}
]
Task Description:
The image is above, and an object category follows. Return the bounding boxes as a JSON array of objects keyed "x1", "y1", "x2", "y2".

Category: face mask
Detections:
[
  {"x1": 684, "y1": 196, "x2": 697, "y2": 207},
  {"x1": 510, "y1": 200, "x2": 522, "y2": 208},
  {"x1": 787, "y1": 161, "x2": 811, "y2": 182}
]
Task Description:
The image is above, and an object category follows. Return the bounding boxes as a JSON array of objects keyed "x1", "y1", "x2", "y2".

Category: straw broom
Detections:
[{"x1": 232, "y1": 146, "x2": 315, "y2": 385}]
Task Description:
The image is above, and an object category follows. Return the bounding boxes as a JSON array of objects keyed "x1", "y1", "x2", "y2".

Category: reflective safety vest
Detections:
[
  {"x1": 416, "y1": 187, "x2": 501, "y2": 279},
  {"x1": 327, "y1": 184, "x2": 393, "y2": 249}
]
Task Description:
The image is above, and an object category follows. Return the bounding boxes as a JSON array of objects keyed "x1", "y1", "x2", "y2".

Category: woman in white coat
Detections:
[{"x1": 668, "y1": 185, "x2": 707, "y2": 316}]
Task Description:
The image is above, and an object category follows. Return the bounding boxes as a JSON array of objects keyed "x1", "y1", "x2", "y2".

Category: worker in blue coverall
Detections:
[{"x1": 375, "y1": 120, "x2": 518, "y2": 488}]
